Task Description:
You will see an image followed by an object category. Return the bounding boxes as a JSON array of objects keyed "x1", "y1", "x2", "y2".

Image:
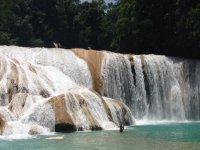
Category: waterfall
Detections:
[
  {"x1": 21, "y1": 99, "x2": 55, "y2": 131},
  {"x1": 64, "y1": 88, "x2": 117, "y2": 130},
  {"x1": 0, "y1": 46, "x2": 135, "y2": 138},
  {"x1": 141, "y1": 55, "x2": 185, "y2": 120},
  {"x1": 100, "y1": 53, "x2": 200, "y2": 121},
  {"x1": 172, "y1": 58, "x2": 200, "y2": 120},
  {"x1": 101, "y1": 53, "x2": 135, "y2": 106},
  {"x1": 0, "y1": 46, "x2": 94, "y2": 137},
  {"x1": 131, "y1": 55, "x2": 148, "y2": 119},
  {"x1": 0, "y1": 46, "x2": 93, "y2": 89},
  {"x1": 103, "y1": 97, "x2": 134, "y2": 126},
  {"x1": 0, "y1": 46, "x2": 199, "y2": 138}
]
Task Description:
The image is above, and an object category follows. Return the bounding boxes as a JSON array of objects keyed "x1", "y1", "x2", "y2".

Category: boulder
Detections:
[
  {"x1": 48, "y1": 89, "x2": 133, "y2": 132},
  {"x1": 49, "y1": 95, "x2": 76, "y2": 132},
  {"x1": 28, "y1": 125, "x2": 39, "y2": 135}
]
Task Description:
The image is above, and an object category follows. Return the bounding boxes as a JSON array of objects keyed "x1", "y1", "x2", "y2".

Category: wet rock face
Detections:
[
  {"x1": 48, "y1": 91, "x2": 104, "y2": 132},
  {"x1": 0, "y1": 46, "x2": 135, "y2": 136},
  {"x1": 71, "y1": 48, "x2": 104, "y2": 93},
  {"x1": 103, "y1": 97, "x2": 134, "y2": 126},
  {"x1": 8, "y1": 93, "x2": 36, "y2": 118},
  {"x1": 48, "y1": 89, "x2": 133, "y2": 132},
  {"x1": 49, "y1": 95, "x2": 75, "y2": 132},
  {"x1": 0, "y1": 114, "x2": 5, "y2": 135}
]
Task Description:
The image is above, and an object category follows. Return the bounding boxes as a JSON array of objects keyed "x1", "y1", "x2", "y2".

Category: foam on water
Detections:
[{"x1": 1, "y1": 121, "x2": 51, "y2": 140}]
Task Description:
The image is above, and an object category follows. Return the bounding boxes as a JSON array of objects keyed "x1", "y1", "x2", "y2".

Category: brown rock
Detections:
[
  {"x1": 71, "y1": 48, "x2": 104, "y2": 93},
  {"x1": 103, "y1": 97, "x2": 134, "y2": 126},
  {"x1": 28, "y1": 125, "x2": 39, "y2": 135},
  {"x1": 0, "y1": 114, "x2": 5, "y2": 135},
  {"x1": 49, "y1": 95, "x2": 76, "y2": 132},
  {"x1": 112, "y1": 99, "x2": 134, "y2": 125},
  {"x1": 90, "y1": 89, "x2": 113, "y2": 122},
  {"x1": 8, "y1": 93, "x2": 36, "y2": 118},
  {"x1": 61, "y1": 92, "x2": 102, "y2": 131}
]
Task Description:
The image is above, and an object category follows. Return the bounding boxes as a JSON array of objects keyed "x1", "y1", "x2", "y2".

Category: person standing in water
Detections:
[{"x1": 119, "y1": 123, "x2": 124, "y2": 132}]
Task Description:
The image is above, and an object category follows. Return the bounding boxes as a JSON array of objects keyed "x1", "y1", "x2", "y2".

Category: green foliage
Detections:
[
  {"x1": 0, "y1": 0, "x2": 199, "y2": 57},
  {"x1": 176, "y1": 1, "x2": 200, "y2": 53}
]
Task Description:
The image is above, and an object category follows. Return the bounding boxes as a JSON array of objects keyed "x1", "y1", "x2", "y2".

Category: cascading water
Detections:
[
  {"x1": 0, "y1": 46, "x2": 200, "y2": 139},
  {"x1": 0, "y1": 46, "x2": 93, "y2": 89},
  {"x1": 21, "y1": 99, "x2": 55, "y2": 131},
  {"x1": 172, "y1": 58, "x2": 200, "y2": 120},
  {"x1": 142, "y1": 55, "x2": 185, "y2": 120},
  {"x1": 100, "y1": 53, "x2": 200, "y2": 122},
  {"x1": 101, "y1": 53, "x2": 135, "y2": 106},
  {"x1": 0, "y1": 46, "x2": 94, "y2": 137},
  {"x1": 0, "y1": 46, "x2": 134, "y2": 139},
  {"x1": 131, "y1": 55, "x2": 148, "y2": 119},
  {"x1": 64, "y1": 88, "x2": 119, "y2": 130},
  {"x1": 103, "y1": 97, "x2": 134, "y2": 126}
]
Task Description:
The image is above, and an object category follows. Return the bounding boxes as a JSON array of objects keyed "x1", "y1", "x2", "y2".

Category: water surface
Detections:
[{"x1": 1, "y1": 122, "x2": 200, "y2": 150}]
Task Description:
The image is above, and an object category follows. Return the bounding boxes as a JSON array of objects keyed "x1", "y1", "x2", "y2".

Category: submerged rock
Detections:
[
  {"x1": 28, "y1": 125, "x2": 39, "y2": 135},
  {"x1": 28, "y1": 124, "x2": 50, "y2": 135}
]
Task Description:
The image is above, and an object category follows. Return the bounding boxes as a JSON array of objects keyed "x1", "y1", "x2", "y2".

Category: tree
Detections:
[
  {"x1": 176, "y1": 0, "x2": 200, "y2": 56},
  {"x1": 111, "y1": 0, "x2": 137, "y2": 52},
  {"x1": 74, "y1": 0, "x2": 107, "y2": 49},
  {"x1": 0, "y1": 0, "x2": 18, "y2": 45}
]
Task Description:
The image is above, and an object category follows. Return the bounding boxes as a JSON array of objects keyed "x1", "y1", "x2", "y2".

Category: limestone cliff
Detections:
[{"x1": 72, "y1": 48, "x2": 104, "y2": 93}]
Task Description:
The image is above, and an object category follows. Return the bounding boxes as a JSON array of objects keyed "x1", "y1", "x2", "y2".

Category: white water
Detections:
[
  {"x1": 2, "y1": 121, "x2": 50, "y2": 139},
  {"x1": 0, "y1": 46, "x2": 135, "y2": 139},
  {"x1": 101, "y1": 53, "x2": 134, "y2": 105},
  {"x1": 101, "y1": 53, "x2": 200, "y2": 122},
  {"x1": 0, "y1": 107, "x2": 16, "y2": 121},
  {"x1": 0, "y1": 46, "x2": 199, "y2": 139},
  {"x1": 0, "y1": 46, "x2": 92, "y2": 138},
  {"x1": 103, "y1": 97, "x2": 134, "y2": 126},
  {"x1": 21, "y1": 99, "x2": 55, "y2": 131},
  {"x1": 0, "y1": 101, "x2": 53, "y2": 139},
  {"x1": 131, "y1": 55, "x2": 148, "y2": 119},
  {"x1": 0, "y1": 46, "x2": 93, "y2": 89},
  {"x1": 64, "y1": 88, "x2": 117, "y2": 130},
  {"x1": 141, "y1": 55, "x2": 185, "y2": 120}
]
